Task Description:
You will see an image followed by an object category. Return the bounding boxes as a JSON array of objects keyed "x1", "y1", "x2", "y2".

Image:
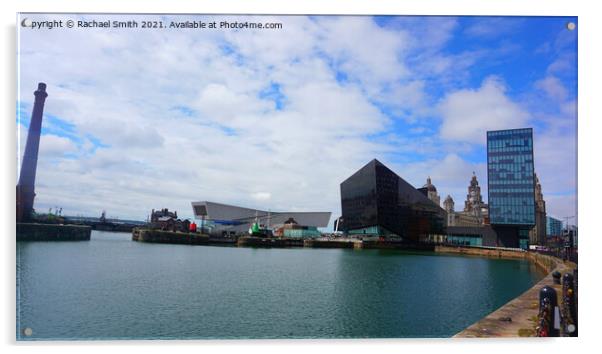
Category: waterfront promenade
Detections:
[{"x1": 448, "y1": 248, "x2": 576, "y2": 337}]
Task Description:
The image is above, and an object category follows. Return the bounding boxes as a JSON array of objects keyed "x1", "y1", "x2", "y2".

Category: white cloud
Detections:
[
  {"x1": 535, "y1": 76, "x2": 568, "y2": 101},
  {"x1": 547, "y1": 56, "x2": 573, "y2": 75},
  {"x1": 315, "y1": 17, "x2": 410, "y2": 86},
  {"x1": 283, "y1": 81, "x2": 389, "y2": 134},
  {"x1": 39, "y1": 134, "x2": 78, "y2": 158},
  {"x1": 464, "y1": 18, "x2": 524, "y2": 38},
  {"x1": 251, "y1": 192, "x2": 271, "y2": 201},
  {"x1": 438, "y1": 76, "x2": 531, "y2": 143},
  {"x1": 195, "y1": 83, "x2": 272, "y2": 125}
]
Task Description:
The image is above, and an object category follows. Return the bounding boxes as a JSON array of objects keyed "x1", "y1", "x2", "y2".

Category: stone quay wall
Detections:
[
  {"x1": 237, "y1": 236, "x2": 304, "y2": 248},
  {"x1": 434, "y1": 244, "x2": 527, "y2": 260},
  {"x1": 132, "y1": 228, "x2": 209, "y2": 245},
  {"x1": 303, "y1": 239, "x2": 357, "y2": 248},
  {"x1": 16, "y1": 223, "x2": 91, "y2": 241}
]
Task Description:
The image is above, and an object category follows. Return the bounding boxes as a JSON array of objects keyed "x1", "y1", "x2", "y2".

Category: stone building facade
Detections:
[
  {"x1": 443, "y1": 173, "x2": 488, "y2": 228},
  {"x1": 529, "y1": 173, "x2": 547, "y2": 246},
  {"x1": 420, "y1": 177, "x2": 441, "y2": 207},
  {"x1": 463, "y1": 172, "x2": 487, "y2": 224},
  {"x1": 443, "y1": 195, "x2": 455, "y2": 227}
]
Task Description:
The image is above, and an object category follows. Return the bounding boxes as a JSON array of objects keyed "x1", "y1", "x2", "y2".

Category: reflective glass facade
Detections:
[
  {"x1": 546, "y1": 216, "x2": 563, "y2": 237},
  {"x1": 340, "y1": 159, "x2": 446, "y2": 241},
  {"x1": 487, "y1": 128, "x2": 536, "y2": 225},
  {"x1": 446, "y1": 235, "x2": 483, "y2": 247}
]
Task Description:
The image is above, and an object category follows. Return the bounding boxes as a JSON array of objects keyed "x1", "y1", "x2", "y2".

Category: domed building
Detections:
[{"x1": 419, "y1": 176, "x2": 441, "y2": 207}]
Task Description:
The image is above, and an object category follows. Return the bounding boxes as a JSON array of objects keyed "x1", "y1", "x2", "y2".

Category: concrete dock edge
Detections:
[{"x1": 442, "y1": 247, "x2": 576, "y2": 338}]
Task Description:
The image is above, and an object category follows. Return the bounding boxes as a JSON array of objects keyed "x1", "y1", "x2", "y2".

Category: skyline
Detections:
[{"x1": 17, "y1": 14, "x2": 577, "y2": 225}]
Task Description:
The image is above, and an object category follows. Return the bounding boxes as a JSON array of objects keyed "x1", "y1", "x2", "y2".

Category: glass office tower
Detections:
[
  {"x1": 487, "y1": 128, "x2": 536, "y2": 249},
  {"x1": 546, "y1": 216, "x2": 563, "y2": 237},
  {"x1": 340, "y1": 159, "x2": 446, "y2": 241}
]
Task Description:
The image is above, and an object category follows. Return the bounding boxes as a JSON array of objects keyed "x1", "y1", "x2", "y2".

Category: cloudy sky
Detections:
[{"x1": 17, "y1": 14, "x2": 577, "y2": 225}]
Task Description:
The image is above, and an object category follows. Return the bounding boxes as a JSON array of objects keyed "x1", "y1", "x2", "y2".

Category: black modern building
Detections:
[
  {"x1": 339, "y1": 159, "x2": 446, "y2": 241},
  {"x1": 487, "y1": 128, "x2": 536, "y2": 249}
]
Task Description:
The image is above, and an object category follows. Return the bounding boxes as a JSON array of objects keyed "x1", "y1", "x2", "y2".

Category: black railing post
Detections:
[
  {"x1": 561, "y1": 273, "x2": 578, "y2": 336},
  {"x1": 536, "y1": 286, "x2": 559, "y2": 337}
]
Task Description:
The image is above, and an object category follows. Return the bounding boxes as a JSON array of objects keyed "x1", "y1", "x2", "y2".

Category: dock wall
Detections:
[
  {"x1": 237, "y1": 236, "x2": 304, "y2": 248},
  {"x1": 16, "y1": 223, "x2": 91, "y2": 241},
  {"x1": 132, "y1": 228, "x2": 209, "y2": 245},
  {"x1": 434, "y1": 245, "x2": 527, "y2": 260},
  {"x1": 303, "y1": 239, "x2": 357, "y2": 248}
]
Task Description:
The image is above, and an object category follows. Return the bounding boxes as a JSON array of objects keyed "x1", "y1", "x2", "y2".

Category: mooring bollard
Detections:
[
  {"x1": 552, "y1": 271, "x2": 561, "y2": 285},
  {"x1": 536, "y1": 286, "x2": 559, "y2": 337},
  {"x1": 561, "y1": 273, "x2": 578, "y2": 336}
]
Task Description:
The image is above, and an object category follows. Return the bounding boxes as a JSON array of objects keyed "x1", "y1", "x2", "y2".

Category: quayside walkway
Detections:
[{"x1": 446, "y1": 246, "x2": 577, "y2": 338}]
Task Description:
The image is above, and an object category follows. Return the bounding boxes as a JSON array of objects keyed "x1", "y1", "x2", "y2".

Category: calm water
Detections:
[{"x1": 16, "y1": 231, "x2": 544, "y2": 340}]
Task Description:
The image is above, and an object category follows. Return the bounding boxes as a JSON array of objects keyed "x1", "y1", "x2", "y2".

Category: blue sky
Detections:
[{"x1": 17, "y1": 14, "x2": 577, "y2": 224}]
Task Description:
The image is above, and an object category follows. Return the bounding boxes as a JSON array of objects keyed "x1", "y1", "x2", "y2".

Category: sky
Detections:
[{"x1": 16, "y1": 14, "x2": 578, "y2": 226}]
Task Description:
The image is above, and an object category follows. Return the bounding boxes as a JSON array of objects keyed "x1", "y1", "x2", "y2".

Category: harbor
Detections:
[
  {"x1": 16, "y1": 230, "x2": 546, "y2": 340},
  {"x1": 14, "y1": 13, "x2": 580, "y2": 343},
  {"x1": 14, "y1": 83, "x2": 580, "y2": 339}
]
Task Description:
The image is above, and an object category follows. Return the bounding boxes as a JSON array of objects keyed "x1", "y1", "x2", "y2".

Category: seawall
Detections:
[
  {"x1": 440, "y1": 246, "x2": 576, "y2": 337},
  {"x1": 237, "y1": 236, "x2": 304, "y2": 248},
  {"x1": 303, "y1": 239, "x2": 357, "y2": 248},
  {"x1": 435, "y1": 245, "x2": 527, "y2": 259},
  {"x1": 16, "y1": 223, "x2": 91, "y2": 241},
  {"x1": 132, "y1": 228, "x2": 209, "y2": 245}
]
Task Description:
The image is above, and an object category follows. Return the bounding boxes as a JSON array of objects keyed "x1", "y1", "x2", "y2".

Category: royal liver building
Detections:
[
  {"x1": 444, "y1": 173, "x2": 488, "y2": 227},
  {"x1": 464, "y1": 172, "x2": 486, "y2": 223}
]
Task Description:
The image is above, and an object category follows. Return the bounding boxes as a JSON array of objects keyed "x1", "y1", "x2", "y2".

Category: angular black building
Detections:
[{"x1": 340, "y1": 159, "x2": 446, "y2": 241}]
